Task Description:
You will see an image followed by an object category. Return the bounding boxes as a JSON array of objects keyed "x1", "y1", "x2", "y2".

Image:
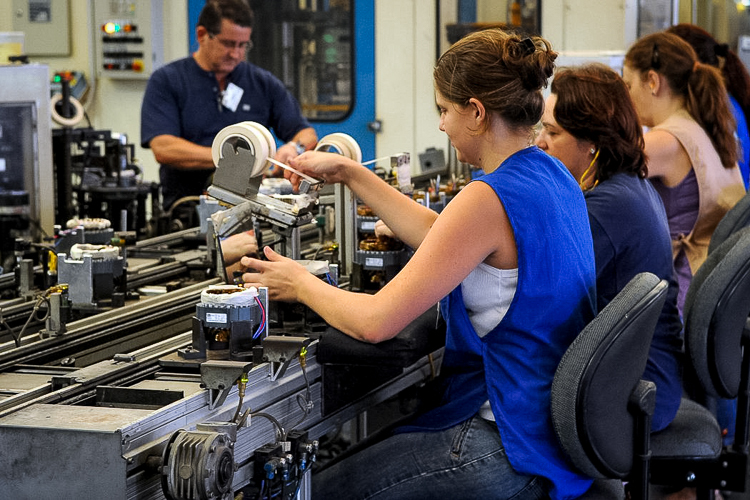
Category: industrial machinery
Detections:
[
  {"x1": 57, "y1": 242, "x2": 126, "y2": 309},
  {"x1": 179, "y1": 284, "x2": 268, "y2": 362},
  {"x1": 348, "y1": 153, "x2": 412, "y2": 291},
  {"x1": 0, "y1": 121, "x2": 447, "y2": 499},
  {"x1": 0, "y1": 221, "x2": 221, "y2": 349},
  {"x1": 51, "y1": 100, "x2": 159, "y2": 238},
  {"x1": 207, "y1": 122, "x2": 353, "y2": 261},
  {"x1": 1, "y1": 63, "x2": 160, "y2": 286},
  {"x1": 0, "y1": 277, "x2": 445, "y2": 500},
  {"x1": 0, "y1": 64, "x2": 55, "y2": 273}
]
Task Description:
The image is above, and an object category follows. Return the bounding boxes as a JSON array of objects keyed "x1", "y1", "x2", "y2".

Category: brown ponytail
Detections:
[
  {"x1": 625, "y1": 32, "x2": 737, "y2": 169},
  {"x1": 667, "y1": 23, "x2": 750, "y2": 128},
  {"x1": 686, "y1": 62, "x2": 737, "y2": 169}
]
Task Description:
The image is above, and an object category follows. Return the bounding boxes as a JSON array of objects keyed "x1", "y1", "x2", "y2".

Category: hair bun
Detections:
[{"x1": 520, "y1": 38, "x2": 536, "y2": 56}]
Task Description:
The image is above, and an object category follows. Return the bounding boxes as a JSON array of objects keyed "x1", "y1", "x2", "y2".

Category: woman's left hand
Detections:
[
  {"x1": 240, "y1": 246, "x2": 309, "y2": 302},
  {"x1": 374, "y1": 219, "x2": 398, "y2": 239}
]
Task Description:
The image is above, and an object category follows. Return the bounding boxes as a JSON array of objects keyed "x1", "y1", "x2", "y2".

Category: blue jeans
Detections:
[
  {"x1": 311, "y1": 416, "x2": 549, "y2": 499},
  {"x1": 717, "y1": 397, "x2": 737, "y2": 446}
]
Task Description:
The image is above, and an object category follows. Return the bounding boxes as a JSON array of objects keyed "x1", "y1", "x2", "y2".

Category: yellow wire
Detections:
[{"x1": 579, "y1": 149, "x2": 600, "y2": 191}]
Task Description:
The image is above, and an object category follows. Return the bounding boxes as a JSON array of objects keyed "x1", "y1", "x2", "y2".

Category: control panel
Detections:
[
  {"x1": 11, "y1": 0, "x2": 71, "y2": 56},
  {"x1": 93, "y1": 0, "x2": 164, "y2": 79},
  {"x1": 50, "y1": 71, "x2": 89, "y2": 101}
]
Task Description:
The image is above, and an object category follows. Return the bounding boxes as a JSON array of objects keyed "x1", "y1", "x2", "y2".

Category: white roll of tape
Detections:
[
  {"x1": 211, "y1": 122, "x2": 275, "y2": 178},
  {"x1": 315, "y1": 133, "x2": 362, "y2": 163},
  {"x1": 242, "y1": 121, "x2": 277, "y2": 160},
  {"x1": 50, "y1": 94, "x2": 85, "y2": 128}
]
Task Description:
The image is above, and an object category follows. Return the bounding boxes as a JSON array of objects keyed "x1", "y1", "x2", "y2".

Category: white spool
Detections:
[
  {"x1": 211, "y1": 122, "x2": 277, "y2": 178},
  {"x1": 243, "y1": 121, "x2": 277, "y2": 160},
  {"x1": 50, "y1": 94, "x2": 85, "y2": 127},
  {"x1": 315, "y1": 133, "x2": 362, "y2": 163}
]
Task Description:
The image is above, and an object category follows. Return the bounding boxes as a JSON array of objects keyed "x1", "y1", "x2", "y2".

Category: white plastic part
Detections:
[
  {"x1": 66, "y1": 217, "x2": 112, "y2": 230},
  {"x1": 50, "y1": 94, "x2": 85, "y2": 127},
  {"x1": 200, "y1": 284, "x2": 259, "y2": 306},
  {"x1": 69, "y1": 244, "x2": 120, "y2": 260}
]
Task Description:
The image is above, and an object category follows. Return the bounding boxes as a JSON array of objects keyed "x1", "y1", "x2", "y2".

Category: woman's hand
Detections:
[
  {"x1": 286, "y1": 151, "x2": 356, "y2": 191},
  {"x1": 268, "y1": 142, "x2": 302, "y2": 177},
  {"x1": 374, "y1": 220, "x2": 398, "y2": 239},
  {"x1": 221, "y1": 230, "x2": 258, "y2": 265},
  {"x1": 240, "y1": 246, "x2": 311, "y2": 302}
]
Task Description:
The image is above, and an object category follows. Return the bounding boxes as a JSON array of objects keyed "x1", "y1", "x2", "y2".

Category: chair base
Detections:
[{"x1": 649, "y1": 452, "x2": 748, "y2": 492}]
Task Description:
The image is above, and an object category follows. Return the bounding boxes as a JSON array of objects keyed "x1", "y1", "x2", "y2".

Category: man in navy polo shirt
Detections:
[{"x1": 141, "y1": 0, "x2": 317, "y2": 214}]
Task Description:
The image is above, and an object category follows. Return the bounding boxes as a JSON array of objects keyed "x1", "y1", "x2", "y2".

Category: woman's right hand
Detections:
[{"x1": 287, "y1": 151, "x2": 357, "y2": 191}]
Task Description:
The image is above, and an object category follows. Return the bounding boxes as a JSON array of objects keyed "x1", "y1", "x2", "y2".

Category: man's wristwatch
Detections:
[{"x1": 288, "y1": 141, "x2": 306, "y2": 155}]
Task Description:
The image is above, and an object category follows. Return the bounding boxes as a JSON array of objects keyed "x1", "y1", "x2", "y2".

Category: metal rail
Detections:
[{"x1": 0, "y1": 278, "x2": 219, "y2": 369}]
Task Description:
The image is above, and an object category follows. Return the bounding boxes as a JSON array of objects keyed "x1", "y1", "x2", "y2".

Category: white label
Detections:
[
  {"x1": 361, "y1": 221, "x2": 376, "y2": 231},
  {"x1": 395, "y1": 153, "x2": 411, "y2": 188},
  {"x1": 365, "y1": 257, "x2": 384, "y2": 267},
  {"x1": 206, "y1": 313, "x2": 227, "y2": 323},
  {"x1": 222, "y1": 82, "x2": 244, "y2": 112}
]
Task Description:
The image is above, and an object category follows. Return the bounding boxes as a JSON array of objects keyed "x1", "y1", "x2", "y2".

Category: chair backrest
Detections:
[
  {"x1": 551, "y1": 272, "x2": 668, "y2": 479},
  {"x1": 683, "y1": 225, "x2": 750, "y2": 399},
  {"x1": 708, "y1": 191, "x2": 750, "y2": 255}
]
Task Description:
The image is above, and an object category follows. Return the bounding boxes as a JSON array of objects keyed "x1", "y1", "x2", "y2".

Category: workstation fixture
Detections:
[
  {"x1": 3, "y1": 1, "x2": 749, "y2": 497},
  {"x1": 0, "y1": 108, "x2": 449, "y2": 498}
]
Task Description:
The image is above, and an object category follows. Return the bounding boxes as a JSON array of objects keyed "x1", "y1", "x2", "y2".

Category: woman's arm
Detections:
[
  {"x1": 241, "y1": 181, "x2": 515, "y2": 342},
  {"x1": 644, "y1": 129, "x2": 693, "y2": 186}
]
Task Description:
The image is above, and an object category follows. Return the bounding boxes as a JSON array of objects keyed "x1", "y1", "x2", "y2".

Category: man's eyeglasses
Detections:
[{"x1": 209, "y1": 33, "x2": 253, "y2": 51}]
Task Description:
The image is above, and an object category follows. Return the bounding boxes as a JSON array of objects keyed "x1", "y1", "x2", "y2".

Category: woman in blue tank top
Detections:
[{"x1": 243, "y1": 29, "x2": 597, "y2": 499}]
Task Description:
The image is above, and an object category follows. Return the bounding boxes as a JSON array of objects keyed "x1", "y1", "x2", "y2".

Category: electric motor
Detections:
[{"x1": 161, "y1": 429, "x2": 236, "y2": 500}]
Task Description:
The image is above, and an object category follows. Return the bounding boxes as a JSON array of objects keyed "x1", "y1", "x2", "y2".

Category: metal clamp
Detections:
[
  {"x1": 262, "y1": 336, "x2": 311, "y2": 381},
  {"x1": 200, "y1": 360, "x2": 252, "y2": 410}
]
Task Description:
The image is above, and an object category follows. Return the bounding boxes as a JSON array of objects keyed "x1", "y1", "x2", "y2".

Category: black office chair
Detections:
[
  {"x1": 648, "y1": 226, "x2": 750, "y2": 497},
  {"x1": 551, "y1": 272, "x2": 668, "y2": 500},
  {"x1": 703, "y1": 186, "x2": 750, "y2": 449},
  {"x1": 708, "y1": 190, "x2": 750, "y2": 254}
]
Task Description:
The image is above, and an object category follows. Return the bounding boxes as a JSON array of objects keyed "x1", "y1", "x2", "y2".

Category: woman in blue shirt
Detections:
[
  {"x1": 536, "y1": 63, "x2": 683, "y2": 432},
  {"x1": 242, "y1": 29, "x2": 597, "y2": 499}
]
